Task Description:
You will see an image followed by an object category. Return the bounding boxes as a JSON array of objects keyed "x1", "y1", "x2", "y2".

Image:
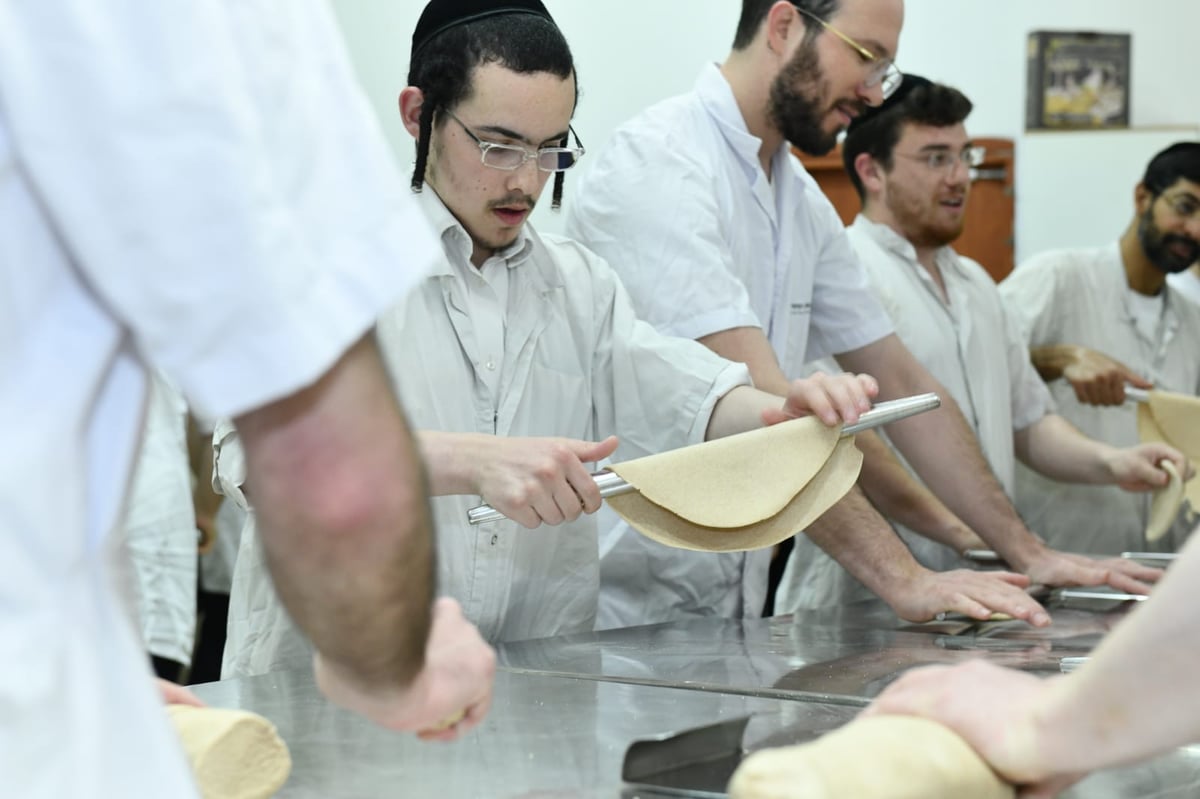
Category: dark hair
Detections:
[
  {"x1": 407, "y1": 14, "x2": 577, "y2": 208},
  {"x1": 1142, "y1": 142, "x2": 1200, "y2": 196},
  {"x1": 732, "y1": 0, "x2": 839, "y2": 50},
  {"x1": 841, "y1": 82, "x2": 973, "y2": 200}
]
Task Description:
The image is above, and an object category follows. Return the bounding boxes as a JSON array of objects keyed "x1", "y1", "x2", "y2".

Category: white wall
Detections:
[{"x1": 330, "y1": 0, "x2": 1200, "y2": 258}]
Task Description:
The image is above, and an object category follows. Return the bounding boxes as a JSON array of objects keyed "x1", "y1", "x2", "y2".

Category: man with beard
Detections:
[
  {"x1": 782, "y1": 77, "x2": 1187, "y2": 609},
  {"x1": 566, "y1": 0, "x2": 1160, "y2": 631},
  {"x1": 1000, "y1": 142, "x2": 1200, "y2": 555},
  {"x1": 218, "y1": 0, "x2": 900, "y2": 678}
]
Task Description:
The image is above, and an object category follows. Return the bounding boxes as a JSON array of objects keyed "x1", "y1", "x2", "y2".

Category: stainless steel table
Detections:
[
  {"x1": 190, "y1": 667, "x2": 857, "y2": 798},
  {"x1": 190, "y1": 664, "x2": 1200, "y2": 798},
  {"x1": 499, "y1": 600, "x2": 1132, "y2": 705}
]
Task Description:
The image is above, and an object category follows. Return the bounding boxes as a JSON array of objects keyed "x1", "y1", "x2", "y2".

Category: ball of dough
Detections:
[{"x1": 728, "y1": 716, "x2": 1013, "y2": 799}]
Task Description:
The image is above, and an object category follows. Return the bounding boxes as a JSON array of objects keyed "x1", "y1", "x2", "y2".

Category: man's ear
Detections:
[
  {"x1": 855, "y1": 152, "x2": 886, "y2": 196},
  {"x1": 1134, "y1": 182, "x2": 1154, "y2": 216},
  {"x1": 765, "y1": 1, "x2": 804, "y2": 58},
  {"x1": 399, "y1": 86, "x2": 425, "y2": 138}
]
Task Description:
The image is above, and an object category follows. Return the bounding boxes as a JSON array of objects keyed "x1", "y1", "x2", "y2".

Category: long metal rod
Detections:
[{"x1": 466, "y1": 393, "x2": 941, "y2": 525}]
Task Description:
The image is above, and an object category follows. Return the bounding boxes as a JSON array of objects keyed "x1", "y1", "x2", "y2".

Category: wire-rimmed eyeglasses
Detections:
[
  {"x1": 446, "y1": 111, "x2": 585, "y2": 173},
  {"x1": 893, "y1": 145, "x2": 986, "y2": 173},
  {"x1": 792, "y1": 5, "x2": 903, "y2": 100}
]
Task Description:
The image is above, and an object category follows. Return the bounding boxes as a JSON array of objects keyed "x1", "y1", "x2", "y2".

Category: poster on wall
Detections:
[{"x1": 1025, "y1": 31, "x2": 1131, "y2": 131}]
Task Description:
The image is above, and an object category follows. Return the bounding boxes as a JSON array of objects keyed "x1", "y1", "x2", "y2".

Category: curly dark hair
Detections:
[{"x1": 408, "y1": 14, "x2": 578, "y2": 208}]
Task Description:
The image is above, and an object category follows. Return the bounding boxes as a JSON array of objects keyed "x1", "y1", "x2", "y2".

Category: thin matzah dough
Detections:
[
  {"x1": 728, "y1": 716, "x2": 1014, "y2": 799},
  {"x1": 609, "y1": 416, "x2": 842, "y2": 528},
  {"x1": 608, "y1": 438, "x2": 862, "y2": 552},
  {"x1": 167, "y1": 705, "x2": 292, "y2": 799},
  {"x1": 1139, "y1": 393, "x2": 1200, "y2": 513},
  {"x1": 1147, "y1": 460, "x2": 1184, "y2": 543}
]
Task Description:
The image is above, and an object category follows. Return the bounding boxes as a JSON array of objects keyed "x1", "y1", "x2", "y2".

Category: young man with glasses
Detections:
[
  {"x1": 217, "y1": 0, "x2": 886, "y2": 677},
  {"x1": 999, "y1": 142, "x2": 1200, "y2": 556},
  {"x1": 782, "y1": 77, "x2": 1187, "y2": 611},
  {"x1": 567, "y1": 0, "x2": 1159, "y2": 632}
]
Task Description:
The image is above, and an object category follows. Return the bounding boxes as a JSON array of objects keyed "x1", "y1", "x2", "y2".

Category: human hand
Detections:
[
  {"x1": 762, "y1": 370, "x2": 880, "y2": 427},
  {"x1": 1061, "y1": 348, "x2": 1151, "y2": 406},
  {"x1": 315, "y1": 597, "x2": 496, "y2": 742},
  {"x1": 884, "y1": 568, "x2": 1050, "y2": 627},
  {"x1": 1023, "y1": 548, "x2": 1162, "y2": 595},
  {"x1": 863, "y1": 660, "x2": 1084, "y2": 797},
  {"x1": 472, "y1": 435, "x2": 619, "y2": 528},
  {"x1": 157, "y1": 679, "x2": 205, "y2": 707},
  {"x1": 1105, "y1": 443, "x2": 1192, "y2": 491}
]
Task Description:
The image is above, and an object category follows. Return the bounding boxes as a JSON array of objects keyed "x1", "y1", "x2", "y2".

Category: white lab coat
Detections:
[
  {"x1": 1167, "y1": 268, "x2": 1200, "y2": 306},
  {"x1": 115, "y1": 374, "x2": 198, "y2": 666},
  {"x1": 0, "y1": 2, "x2": 436, "y2": 795},
  {"x1": 779, "y1": 217, "x2": 1056, "y2": 611},
  {"x1": 218, "y1": 188, "x2": 752, "y2": 678},
  {"x1": 565, "y1": 64, "x2": 893, "y2": 628},
  {"x1": 1000, "y1": 244, "x2": 1200, "y2": 554}
]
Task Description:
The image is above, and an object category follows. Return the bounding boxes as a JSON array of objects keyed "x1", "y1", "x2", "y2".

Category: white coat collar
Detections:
[
  {"x1": 695, "y1": 63, "x2": 790, "y2": 181},
  {"x1": 413, "y1": 186, "x2": 535, "y2": 278}
]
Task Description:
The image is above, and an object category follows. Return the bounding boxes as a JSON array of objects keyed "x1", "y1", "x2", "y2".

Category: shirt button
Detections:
[
  {"x1": 490, "y1": 534, "x2": 499, "y2": 546},
  {"x1": 486, "y1": 359, "x2": 496, "y2": 371}
]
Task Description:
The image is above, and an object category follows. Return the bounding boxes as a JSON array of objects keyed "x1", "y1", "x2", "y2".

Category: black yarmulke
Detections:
[
  {"x1": 412, "y1": 0, "x2": 555, "y2": 58},
  {"x1": 846, "y1": 73, "x2": 932, "y2": 135}
]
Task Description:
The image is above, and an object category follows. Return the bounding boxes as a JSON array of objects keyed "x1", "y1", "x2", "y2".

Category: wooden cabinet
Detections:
[{"x1": 794, "y1": 137, "x2": 1016, "y2": 282}]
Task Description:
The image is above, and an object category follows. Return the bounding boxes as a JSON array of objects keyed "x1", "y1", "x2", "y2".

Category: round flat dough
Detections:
[
  {"x1": 609, "y1": 416, "x2": 842, "y2": 529},
  {"x1": 608, "y1": 437, "x2": 862, "y2": 552},
  {"x1": 1146, "y1": 459, "x2": 1184, "y2": 543},
  {"x1": 167, "y1": 704, "x2": 292, "y2": 799},
  {"x1": 728, "y1": 715, "x2": 1013, "y2": 799}
]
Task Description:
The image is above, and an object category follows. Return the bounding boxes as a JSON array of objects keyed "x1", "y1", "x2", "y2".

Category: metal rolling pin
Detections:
[
  {"x1": 466, "y1": 392, "x2": 941, "y2": 525},
  {"x1": 1124, "y1": 386, "x2": 1151, "y2": 403}
]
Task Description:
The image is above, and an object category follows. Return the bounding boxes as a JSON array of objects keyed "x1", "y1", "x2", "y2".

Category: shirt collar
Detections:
[
  {"x1": 694, "y1": 63, "x2": 791, "y2": 178},
  {"x1": 851, "y1": 214, "x2": 964, "y2": 277},
  {"x1": 414, "y1": 186, "x2": 535, "y2": 277}
]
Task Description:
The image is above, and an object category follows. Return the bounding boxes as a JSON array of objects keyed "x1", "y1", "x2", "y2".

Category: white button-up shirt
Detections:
[
  {"x1": 1168, "y1": 268, "x2": 1200, "y2": 306},
  {"x1": 781, "y1": 216, "x2": 1056, "y2": 609},
  {"x1": 0, "y1": 3, "x2": 436, "y2": 795},
  {"x1": 565, "y1": 64, "x2": 893, "y2": 628},
  {"x1": 220, "y1": 188, "x2": 751, "y2": 677},
  {"x1": 114, "y1": 375, "x2": 198, "y2": 668},
  {"x1": 1000, "y1": 244, "x2": 1200, "y2": 553}
]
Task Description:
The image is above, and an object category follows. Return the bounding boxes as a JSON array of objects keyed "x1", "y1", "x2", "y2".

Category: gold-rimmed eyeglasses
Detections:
[
  {"x1": 445, "y1": 111, "x2": 585, "y2": 173},
  {"x1": 792, "y1": 5, "x2": 903, "y2": 100}
]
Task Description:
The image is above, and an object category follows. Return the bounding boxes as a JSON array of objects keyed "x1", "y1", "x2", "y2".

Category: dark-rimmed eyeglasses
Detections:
[
  {"x1": 445, "y1": 111, "x2": 585, "y2": 173},
  {"x1": 792, "y1": 5, "x2": 903, "y2": 100}
]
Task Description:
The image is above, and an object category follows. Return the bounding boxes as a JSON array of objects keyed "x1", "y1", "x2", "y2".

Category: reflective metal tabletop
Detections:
[
  {"x1": 189, "y1": 663, "x2": 1200, "y2": 798},
  {"x1": 499, "y1": 599, "x2": 1134, "y2": 705}
]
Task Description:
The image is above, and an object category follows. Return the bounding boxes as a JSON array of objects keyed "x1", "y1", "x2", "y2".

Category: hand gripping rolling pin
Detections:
[{"x1": 466, "y1": 392, "x2": 941, "y2": 525}]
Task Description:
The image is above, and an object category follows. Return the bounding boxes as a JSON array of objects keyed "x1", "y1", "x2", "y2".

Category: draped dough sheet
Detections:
[
  {"x1": 607, "y1": 417, "x2": 860, "y2": 552},
  {"x1": 1146, "y1": 460, "x2": 1183, "y2": 543},
  {"x1": 1137, "y1": 391, "x2": 1200, "y2": 533},
  {"x1": 167, "y1": 704, "x2": 292, "y2": 799},
  {"x1": 728, "y1": 716, "x2": 1014, "y2": 799}
]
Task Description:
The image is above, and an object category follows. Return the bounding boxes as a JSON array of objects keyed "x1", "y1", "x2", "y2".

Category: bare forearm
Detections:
[
  {"x1": 418, "y1": 430, "x2": 488, "y2": 496},
  {"x1": 706, "y1": 385, "x2": 788, "y2": 439},
  {"x1": 804, "y1": 487, "x2": 925, "y2": 601},
  {"x1": 855, "y1": 430, "x2": 981, "y2": 554},
  {"x1": 1013, "y1": 415, "x2": 1116, "y2": 485},
  {"x1": 236, "y1": 335, "x2": 434, "y2": 690},
  {"x1": 1035, "y1": 534, "x2": 1200, "y2": 773},
  {"x1": 1029, "y1": 344, "x2": 1080, "y2": 382},
  {"x1": 838, "y1": 339, "x2": 1044, "y2": 569}
]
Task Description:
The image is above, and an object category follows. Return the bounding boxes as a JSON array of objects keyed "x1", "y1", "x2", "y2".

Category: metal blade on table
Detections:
[{"x1": 468, "y1": 393, "x2": 941, "y2": 525}]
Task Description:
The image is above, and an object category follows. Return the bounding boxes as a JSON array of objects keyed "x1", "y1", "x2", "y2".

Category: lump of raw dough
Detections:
[
  {"x1": 728, "y1": 715, "x2": 1013, "y2": 799},
  {"x1": 167, "y1": 704, "x2": 292, "y2": 799}
]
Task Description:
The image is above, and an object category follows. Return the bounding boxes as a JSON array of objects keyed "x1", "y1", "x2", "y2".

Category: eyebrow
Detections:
[
  {"x1": 860, "y1": 38, "x2": 892, "y2": 59},
  {"x1": 916, "y1": 142, "x2": 976, "y2": 153},
  {"x1": 474, "y1": 124, "x2": 571, "y2": 147}
]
